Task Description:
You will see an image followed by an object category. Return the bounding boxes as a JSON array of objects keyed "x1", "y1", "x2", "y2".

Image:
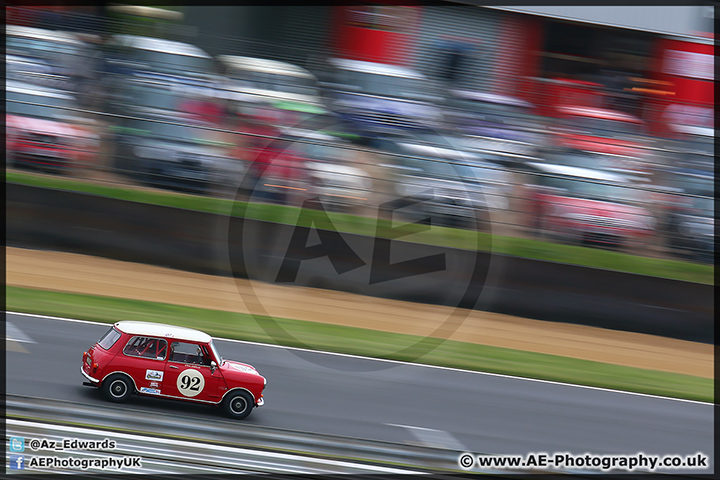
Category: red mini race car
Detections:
[{"x1": 81, "y1": 321, "x2": 266, "y2": 419}]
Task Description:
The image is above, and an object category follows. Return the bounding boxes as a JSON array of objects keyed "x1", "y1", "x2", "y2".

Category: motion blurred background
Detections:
[
  {"x1": 5, "y1": 3, "x2": 714, "y2": 328},
  {"x1": 6, "y1": 3, "x2": 714, "y2": 263}
]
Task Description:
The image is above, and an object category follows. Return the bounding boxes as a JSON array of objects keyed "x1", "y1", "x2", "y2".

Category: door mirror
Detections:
[{"x1": 210, "y1": 360, "x2": 217, "y2": 372}]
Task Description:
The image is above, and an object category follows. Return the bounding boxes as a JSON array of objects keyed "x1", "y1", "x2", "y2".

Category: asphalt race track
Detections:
[{"x1": 6, "y1": 312, "x2": 713, "y2": 473}]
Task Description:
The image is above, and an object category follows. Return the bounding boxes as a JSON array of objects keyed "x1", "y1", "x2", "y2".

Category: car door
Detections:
[
  {"x1": 163, "y1": 341, "x2": 224, "y2": 402},
  {"x1": 117, "y1": 335, "x2": 169, "y2": 396}
]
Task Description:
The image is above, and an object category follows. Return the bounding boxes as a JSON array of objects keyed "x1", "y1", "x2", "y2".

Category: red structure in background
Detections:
[
  {"x1": 644, "y1": 37, "x2": 714, "y2": 137},
  {"x1": 492, "y1": 15, "x2": 607, "y2": 118},
  {"x1": 496, "y1": 12, "x2": 713, "y2": 138},
  {"x1": 5, "y1": 4, "x2": 67, "y2": 25},
  {"x1": 330, "y1": 1, "x2": 421, "y2": 65},
  {"x1": 493, "y1": 14, "x2": 541, "y2": 101}
]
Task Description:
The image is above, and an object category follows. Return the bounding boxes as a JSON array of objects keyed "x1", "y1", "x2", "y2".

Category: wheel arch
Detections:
[
  {"x1": 100, "y1": 371, "x2": 139, "y2": 393},
  {"x1": 220, "y1": 387, "x2": 257, "y2": 404}
]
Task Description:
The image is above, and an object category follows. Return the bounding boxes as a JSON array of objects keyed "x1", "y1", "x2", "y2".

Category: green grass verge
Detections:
[
  {"x1": 7, "y1": 285, "x2": 713, "y2": 403},
  {"x1": 7, "y1": 170, "x2": 714, "y2": 284}
]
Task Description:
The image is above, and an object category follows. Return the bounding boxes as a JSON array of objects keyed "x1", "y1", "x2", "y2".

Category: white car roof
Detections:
[
  {"x1": 526, "y1": 161, "x2": 629, "y2": 183},
  {"x1": 6, "y1": 80, "x2": 75, "y2": 100},
  {"x1": 280, "y1": 127, "x2": 341, "y2": 144},
  {"x1": 108, "y1": 4, "x2": 184, "y2": 21},
  {"x1": 7, "y1": 54, "x2": 51, "y2": 67},
  {"x1": 222, "y1": 86, "x2": 322, "y2": 107},
  {"x1": 114, "y1": 321, "x2": 212, "y2": 343},
  {"x1": 110, "y1": 34, "x2": 211, "y2": 58},
  {"x1": 670, "y1": 124, "x2": 714, "y2": 138},
  {"x1": 6, "y1": 25, "x2": 83, "y2": 45},
  {"x1": 450, "y1": 89, "x2": 532, "y2": 108},
  {"x1": 556, "y1": 105, "x2": 642, "y2": 124},
  {"x1": 398, "y1": 142, "x2": 480, "y2": 162},
  {"x1": 218, "y1": 55, "x2": 316, "y2": 80},
  {"x1": 328, "y1": 57, "x2": 426, "y2": 80}
]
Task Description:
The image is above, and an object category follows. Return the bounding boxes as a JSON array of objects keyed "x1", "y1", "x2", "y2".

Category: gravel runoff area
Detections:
[{"x1": 6, "y1": 246, "x2": 712, "y2": 379}]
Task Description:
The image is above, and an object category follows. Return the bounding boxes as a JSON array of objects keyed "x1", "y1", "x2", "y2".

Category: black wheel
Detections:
[
  {"x1": 222, "y1": 390, "x2": 254, "y2": 419},
  {"x1": 102, "y1": 374, "x2": 133, "y2": 403}
]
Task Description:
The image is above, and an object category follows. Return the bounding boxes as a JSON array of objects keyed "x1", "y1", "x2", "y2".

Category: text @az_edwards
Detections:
[{"x1": 23, "y1": 437, "x2": 117, "y2": 452}]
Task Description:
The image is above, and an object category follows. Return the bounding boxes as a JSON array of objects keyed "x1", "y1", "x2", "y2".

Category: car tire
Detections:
[
  {"x1": 102, "y1": 374, "x2": 133, "y2": 403},
  {"x1": 222, "y1": 390, "x2": 254, "y2": 420}
]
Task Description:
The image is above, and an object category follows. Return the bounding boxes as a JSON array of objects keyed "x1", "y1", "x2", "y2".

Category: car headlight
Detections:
[{"x1": 638, "y1": 214, "x2": 655, "y2": 231}]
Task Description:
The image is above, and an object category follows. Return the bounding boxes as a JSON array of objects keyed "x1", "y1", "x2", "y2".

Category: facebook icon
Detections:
[{"x1": 10, "y1": 455, "x2": 25, "y2": 470}]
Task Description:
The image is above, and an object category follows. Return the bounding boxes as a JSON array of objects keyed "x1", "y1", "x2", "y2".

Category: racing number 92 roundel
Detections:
[
  {"x1": 177, "y1": 368, "x2": 205, "y2": 397},
  {"x1": 81, "y1": 321, "x2": 267, "y2": 420}
]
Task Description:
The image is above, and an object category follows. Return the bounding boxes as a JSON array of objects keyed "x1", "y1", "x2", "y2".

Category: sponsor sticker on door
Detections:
[{"x1": 145, "y1": 369, "x2": 164, "y2": 381}]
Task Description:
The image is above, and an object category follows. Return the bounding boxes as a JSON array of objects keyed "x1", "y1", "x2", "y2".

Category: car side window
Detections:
[
  {"x1": 123, "y1": 336, "x2": 168, "y2": 360},
  {"x1": 169, "y1": 341, "x2": 211, "y2": 366}
]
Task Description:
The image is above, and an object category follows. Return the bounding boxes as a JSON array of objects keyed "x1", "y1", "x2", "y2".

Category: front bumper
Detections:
[
  {"x1": 256, "y1": 396, "x2": 264, "y2": 407},
  {"x1": 80, "y1": 365, "x2": 100, "y2": 385}
]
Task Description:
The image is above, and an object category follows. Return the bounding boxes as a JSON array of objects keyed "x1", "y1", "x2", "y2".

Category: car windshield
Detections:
[
  {"x1": 6, "y1": 54, "x2": 71, "y2": 88},
  {"x1": 397, "y1": 155, "x2": 456, "y2": 179},
  {"x1": 280, "y1": 111, "x2": 336, "y2": 131},
  {"x1": 7, "y1": 35, "x2": 85, "y2": 75},
  {"x1": 390, "y1": 136, "x2": 505, "y2": 184},
  {"x1": 671, "y1": 172, "x2": 714, "y2": 197},
  {"x1": 209, "y1": 340, "x2": 223, "y2": 365},
  {"x1": 407, "y1": 133, "x2": 454, "y2": 146},
  {"x1": 7, "y1": 90, "x2": 75, "y2": 120},
  {"x1": 231, "y1": 71, "x2": 318, "y2": 96},
  {"x1": 400, "y1": 155, "x2": 494, "y2": 186},
  {"x1": 296, "y1": 141, "x2": 350, "y2": 163},
  {"x1": 540, "y1": 175, "x2": 639, "y2": 203},
  {"x1": 125, "y1": 75, "x2": 219, "y2": 111},
  {"x1": 681, "y1": 134, "x2": 714, "y2": 155},
  {"x1": 453, "y1": 98, "x2": 533, "y2": 127},
  {"x1": 547, "y1": 152, "x2": 641, "y2": 172},
  {"x1": 457, "y1": 163, "x2": 507, "y2": 185},
  {"x1": 119, "y1": 117, "x2": 208, "y2": 142},
  {"x1": 385, "y1": 138, "x2": 480, "y2": 181},
  {"x1": 403, "y1": 133, "x2": 480, "y2": 153},
  {"x1": 565, "y1": 115, "x2": 642, "y2": 138},
  {"x1": 335, "y1": 70, "x2": 425, "y2": 98},
  {"x1": 675, "y1": 134, "x2": 714, "y2": 168},
  {"x1": 125, "y1": 82, "x2": 184, "y2": 111},
  {"x1": 127, "y1": 50, "x2": 213, "y2": 76},
  {"x1": 686, "y1": 195, "x2": 714, "y2": 216}
]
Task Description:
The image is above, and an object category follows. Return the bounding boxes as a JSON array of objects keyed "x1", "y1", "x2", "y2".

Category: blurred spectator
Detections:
[
  {"x1": 441, "y1": 44, "x2": 466, "y2": 84},
  {"x1": 434, "y1": 37, "x2": 476, "y2": 87},
  {"x1": 598, "y1": 66, "x2": 642, "y2": 117}
]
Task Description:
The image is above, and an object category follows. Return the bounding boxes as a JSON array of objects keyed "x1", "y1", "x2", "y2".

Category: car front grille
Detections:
[
  {"x1": 28, "y1": 133, "x2": 60, "y2": 145},
  {"x1": 567, "y1": 213, "x2": 636, "y2": 229},
  {"x1": 353, "y1": 111, "x2": 418, "y2": 127}
]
